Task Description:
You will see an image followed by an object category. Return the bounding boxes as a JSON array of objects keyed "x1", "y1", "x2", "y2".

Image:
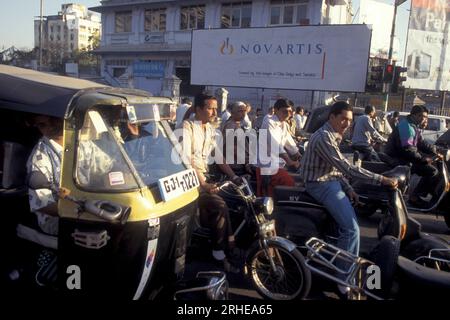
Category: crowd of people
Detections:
[{"x1": 25, "y1": 91, "x2": 444, "y2": 292}]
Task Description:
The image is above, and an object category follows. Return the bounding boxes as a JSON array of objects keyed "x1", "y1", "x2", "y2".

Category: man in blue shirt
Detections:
[{"x1": 385, "y1": 105, "x2": 443, "y2": 207}]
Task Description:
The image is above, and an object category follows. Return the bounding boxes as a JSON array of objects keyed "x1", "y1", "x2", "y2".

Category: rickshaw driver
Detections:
[
  {"x1": 27, "y1": 114, "x2": 116, "y2": 235},
  {"x1": 27, "y1": 115, "x2": 64, "y2": 235},
  {"x1": 182, "y1": 93, "x2": 242, "y2": 273}
]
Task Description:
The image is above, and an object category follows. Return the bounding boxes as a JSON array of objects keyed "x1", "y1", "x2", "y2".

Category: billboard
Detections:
[
  {"x1": 191, "y1": 25, "x2": 372, "y2": 92},
  {"x1": 404, "y1": 0, "x2": 450, "y2": 90}
]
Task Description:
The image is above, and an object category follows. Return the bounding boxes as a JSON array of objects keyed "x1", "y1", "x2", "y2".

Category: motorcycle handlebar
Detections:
[{"x1": 218, "y1": 177, "x2": 253, "y2": 197}]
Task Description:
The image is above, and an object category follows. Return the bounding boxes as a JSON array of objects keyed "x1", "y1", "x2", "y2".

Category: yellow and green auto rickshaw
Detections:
[{"x1": 0, "y1": 65, "x2": 226, "y2": 299}]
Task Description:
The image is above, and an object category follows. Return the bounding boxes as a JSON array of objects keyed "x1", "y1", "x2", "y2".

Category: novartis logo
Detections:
[{"x1": 220, "y1": 37, "x2": 234, "y2": 55}]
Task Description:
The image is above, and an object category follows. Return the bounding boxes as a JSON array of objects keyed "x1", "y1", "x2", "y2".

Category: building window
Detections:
[
  {"x1": 105, "y1": 59, "x2": 131, "y2": 66},
  {"x1": 180, "y1": 5, "x2": 205, "y2": 30},
  {"x1": 70, "y1": 33, "x2": 74, "y2": 40},
  {"x1": 113, "y1": 67, "x2": 127, "y2": 78},
  {"x1": 269, "y1": 0, "x2": 308, "y2": 26},
  {"x1": 221, "y1": 2, "x2": 252, "y2": 28},
  {"x1": 115, "y1": 11, "x2": 132, "y2": 33},
  {"x1": 145, "y1": 8, "x2": 166, "y2": 32}
]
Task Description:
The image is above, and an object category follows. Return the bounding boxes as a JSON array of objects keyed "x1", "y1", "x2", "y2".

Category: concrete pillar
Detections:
[
  {"x1": 161, "y1": 74, "x2": 181, "y2": 99},
  {"x1": 215, "y1": 87, "x2": 229, "y2": 113}
]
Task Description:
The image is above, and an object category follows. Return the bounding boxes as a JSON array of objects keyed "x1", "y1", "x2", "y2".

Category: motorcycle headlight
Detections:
[{"x1": 255, "y1": 197, "x2": 274, "y2": 217}]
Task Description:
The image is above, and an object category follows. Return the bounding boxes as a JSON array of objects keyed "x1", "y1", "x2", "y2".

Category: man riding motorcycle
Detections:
[
  {"x1": 385, "y1": 105, "x2": 444, "y2": 207},
  {"x1": 299, "y1": 101, "x2": 398, "y2": 294},
  {"x1": 351, "y1": 105, "x2": 387, "y2": 161}
]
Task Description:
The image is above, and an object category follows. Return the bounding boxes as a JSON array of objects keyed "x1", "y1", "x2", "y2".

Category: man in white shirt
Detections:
[
  {"x1": 351, "y1": 105, "x2": 387, "y2": 161},
  {"x1": 175, "y1": 97, "x2": 192, "y2": 128},
  {"x1": 256, "y1": 99, "x2": 301, "y2": 196},
  {"x1": 294, "y1": 107, "x2": 308, "y2": 132},
  {"x1": 27, "y1": 115, "x2": 64, "y2": 235},
  {"x1": 182, "y1": 93, "x2": 242, "y2": 273}
]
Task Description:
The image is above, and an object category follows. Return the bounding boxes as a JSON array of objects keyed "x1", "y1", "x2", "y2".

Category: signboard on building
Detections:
[
  {"x1": 133, "y1": 61, "x2": 165, "y2": 78},
  {"x1": 404, "y1": 0, "x2": 450, "y2": 91},
  {"x1": 65, "y1": 63, "x2": 79, "y2": 78},
  {"x1": 191, "y1": 25, "x2": 372, "y2": 92}
]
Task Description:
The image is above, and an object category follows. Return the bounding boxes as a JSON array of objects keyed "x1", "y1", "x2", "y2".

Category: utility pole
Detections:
[
  {"x1": 440, "y1": 91, "x2": 446, "y2": 116},
  {"x1": 383, "y1": 0, "x2": 407, "y2": 112},
  {"x1": 39, "y1": 0, "x2": 43, "y2": 70}
]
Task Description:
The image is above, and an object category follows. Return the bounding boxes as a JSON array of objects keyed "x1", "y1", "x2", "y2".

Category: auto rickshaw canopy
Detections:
[{"x1": 0, "y1": 65, "x2": 161, "y2": 120}]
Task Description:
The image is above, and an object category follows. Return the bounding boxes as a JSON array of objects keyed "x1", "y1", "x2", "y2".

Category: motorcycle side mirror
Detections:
[{"x1": 28, "y1": 171, "x2": 54, "y2": 190}]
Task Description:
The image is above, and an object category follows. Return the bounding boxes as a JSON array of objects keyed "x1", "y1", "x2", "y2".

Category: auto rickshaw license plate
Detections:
[{"x1": 158, "y1": 169, "x2": 200, "y2": 201}]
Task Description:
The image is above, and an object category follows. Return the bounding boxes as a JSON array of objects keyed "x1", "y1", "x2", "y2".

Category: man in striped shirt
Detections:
[{"x1": 300, "y1": 102, "x2": 398, "y2": 260}]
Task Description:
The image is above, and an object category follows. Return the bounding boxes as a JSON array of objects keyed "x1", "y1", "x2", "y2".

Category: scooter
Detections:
[
  {"x1": 352, "y1": 171, "x2": 450, "y2": 297},
  {"x1": 191, "y1": 177, "x2": 312, "y2": 300},
  {"x1": 354, "y1": 149, "x2": 450, "y2": 228},
  {"x1": 274, "y1": 174, "x2": 450, "y2": 298}
]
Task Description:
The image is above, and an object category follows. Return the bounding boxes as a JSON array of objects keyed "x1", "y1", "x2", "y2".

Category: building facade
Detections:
[
  {"x1": 34, "y1": 4, "x2": 101, "y2": 64},
  {"x1": 92, "y1": 0, "x2": 352, "y2": 109}
]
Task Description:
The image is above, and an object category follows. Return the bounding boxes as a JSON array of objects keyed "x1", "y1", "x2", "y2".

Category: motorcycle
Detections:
[
  {"x1": 272, "y1": 183, "x2": 396, "y2": 300},
  {"x1": 191, "y1": 177, "x2": 312, "y2": 300}
]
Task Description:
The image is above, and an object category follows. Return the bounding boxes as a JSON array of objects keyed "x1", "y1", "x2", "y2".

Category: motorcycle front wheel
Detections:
[{"x1": 246, "y1": 242, "x2": 311, "y2": 300}]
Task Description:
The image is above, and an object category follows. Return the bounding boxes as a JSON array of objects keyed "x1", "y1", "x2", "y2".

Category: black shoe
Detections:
[{"x1": 335, "y1": 284, "x2": 350, "y2": 300}]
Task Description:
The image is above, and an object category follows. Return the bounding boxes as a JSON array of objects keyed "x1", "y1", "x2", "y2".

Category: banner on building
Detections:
[
  {"x1": 191, "y1": 25, "x2": 372, "y2": 92},
  {"x1": 404, "y1": 0, "x2": 450, "y2": 91},
  {"x1": 133, "y1": 61, "x2": 165, "y2": 78}
]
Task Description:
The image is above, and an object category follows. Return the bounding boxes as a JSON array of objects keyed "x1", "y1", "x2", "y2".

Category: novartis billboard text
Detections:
[{"x1": 191, "y1": 25, "x2": 372, "y2": 92}]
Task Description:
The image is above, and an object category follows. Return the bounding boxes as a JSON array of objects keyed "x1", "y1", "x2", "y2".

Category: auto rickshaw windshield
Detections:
[{"x1": 74, "y1": 105, "x2": 186, "y2": 192}]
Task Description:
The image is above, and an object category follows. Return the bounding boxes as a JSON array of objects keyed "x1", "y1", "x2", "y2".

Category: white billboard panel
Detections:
[
  {"x1": 191, "y1": 25, "x2": 372, "y2": 92},
  {"x1": 405, "y1": 0, "x2": 450, "y2": 91}
]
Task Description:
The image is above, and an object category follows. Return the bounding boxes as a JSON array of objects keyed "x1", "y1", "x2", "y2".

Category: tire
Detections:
[
  {"x1": 402, "y1": 236, "x2": 450, "y2": 271},
  {"x1": 369, "y1": 236, "x2": 400, "y2": 298},
  {"x1": 246, "y1": 242, "x2": 311, "y2": 300}
]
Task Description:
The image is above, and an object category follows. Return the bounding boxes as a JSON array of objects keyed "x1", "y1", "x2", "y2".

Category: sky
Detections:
[
  {"x1": 0, "y1": 0, "x2": 101, "y2": 50},
  {"x1": 353, "y1": 0, "x2": 412, "y2": 64},
  {"x1": 0, "y1": 0, "x2": 411, "y2": 55}
]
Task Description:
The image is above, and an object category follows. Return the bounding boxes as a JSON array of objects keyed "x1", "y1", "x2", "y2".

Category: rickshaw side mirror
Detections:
[{"x1": 28, "y1": 171, "x2": 53, "y2": 190}]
